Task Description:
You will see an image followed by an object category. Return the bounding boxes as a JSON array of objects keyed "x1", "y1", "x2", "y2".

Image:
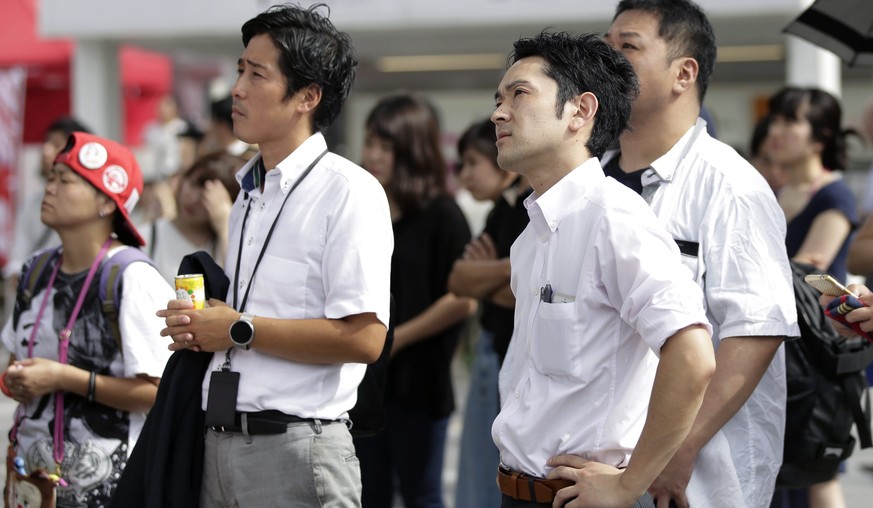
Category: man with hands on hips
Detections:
[
  {"x1": 157, "y1": 4, "x2": 392, "y2": 507},
  {"x1": 489, "y1": 31, "x2": 715, "y2": 508}
]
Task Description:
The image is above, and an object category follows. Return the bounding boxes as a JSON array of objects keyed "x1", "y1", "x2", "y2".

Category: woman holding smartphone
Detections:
[{"x1": 767, "y1": 87, "x2": 858, "y2": 508}]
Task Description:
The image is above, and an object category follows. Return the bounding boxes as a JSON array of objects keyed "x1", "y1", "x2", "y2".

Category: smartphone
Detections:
[{"x1": 803, "y1": 274, "x2": 856, "y2": 297}]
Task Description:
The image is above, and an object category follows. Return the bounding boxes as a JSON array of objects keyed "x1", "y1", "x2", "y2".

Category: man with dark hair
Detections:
[
  {"x1": 603, "y1": 1, "x2": 799, "y2": 506},
  {"x1": 490, "y1": 31, "x2": 715, "y2": 508},
  {"x1": 158, "y1": 4, "x2": 392, "y2": 506}
]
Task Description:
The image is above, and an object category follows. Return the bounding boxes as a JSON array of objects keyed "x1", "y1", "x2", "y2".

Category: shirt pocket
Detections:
[
  {"x1": 531, "y1": 302, "x2": 584, "y2": 378},
  {"x1": 252, "y1": 255, "x2": 309, "y2": 317}
]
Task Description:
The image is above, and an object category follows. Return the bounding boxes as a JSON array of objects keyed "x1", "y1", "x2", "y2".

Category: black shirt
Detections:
[
  {"x1": 480, "y1": 186, "x2": 532, "y2": 364},
  {"x1": 386, "y1": 194, "x2": 472, "y2": 418},
  {"x1": 602, "y1": 154, "x2": 648, "y2": 196}
]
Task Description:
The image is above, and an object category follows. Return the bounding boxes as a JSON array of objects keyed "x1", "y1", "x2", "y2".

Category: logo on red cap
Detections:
[
  {"x1": 103, "y1": 165, "x2": 129, "y2": 195},
  {"x1": 78, "y1": 142, "x2": 108, "y2": 170}
]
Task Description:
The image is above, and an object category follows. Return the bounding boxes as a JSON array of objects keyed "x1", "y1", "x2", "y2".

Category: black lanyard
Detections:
[
  {"x1": 232, "y1": 149, "x2": 327, "y2": 312},
  {"x1": 222, "y1": 149, "x2": 327, "y2": 369}
]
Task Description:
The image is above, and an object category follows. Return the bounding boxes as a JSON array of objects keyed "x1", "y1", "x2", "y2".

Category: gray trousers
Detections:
[{"x1": 200, "y1": 420, "x2": 361, "y2": 507}]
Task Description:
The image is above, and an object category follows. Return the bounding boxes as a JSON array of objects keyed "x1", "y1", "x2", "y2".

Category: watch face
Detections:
[{"x1": 231, "y1": 320, "x2": 254, "y2": 343}]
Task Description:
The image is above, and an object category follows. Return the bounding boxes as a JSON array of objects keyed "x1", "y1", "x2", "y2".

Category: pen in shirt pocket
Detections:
[{"x1": 540, "y1": 283, "x2": 575, "y2": 303}]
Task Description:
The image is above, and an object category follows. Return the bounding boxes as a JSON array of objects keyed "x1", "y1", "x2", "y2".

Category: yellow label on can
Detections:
[{"x1": 175, "y1": 274, "x2": 206, "y2": 309}]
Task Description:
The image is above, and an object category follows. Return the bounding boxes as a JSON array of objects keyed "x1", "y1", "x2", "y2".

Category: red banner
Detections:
[{"x1": 0, "y1": 67, "x2": 27, "y2": 270}]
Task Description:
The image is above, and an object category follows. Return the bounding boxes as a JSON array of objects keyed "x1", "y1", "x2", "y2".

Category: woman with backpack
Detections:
[
  {"x1": 1, "y1": 132, "x2": 173, "y2": 507},
  {"x1": 767, "y1": 87, "x2": 859, "y2": 508}
]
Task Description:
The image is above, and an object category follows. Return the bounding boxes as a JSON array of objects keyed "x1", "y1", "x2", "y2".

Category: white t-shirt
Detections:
[
  {"x1": 200, "y1": 132, "x2": 393, "y2": 420},
  {"x1": 603, "y1": 118, "x2": 800, "y2": 508},
  {"x1": 1, "y1": 246, "x2": 173, "y2": 506},
  {"x1": 493, "y1": 157, "x2": 711, "y2": 476}
]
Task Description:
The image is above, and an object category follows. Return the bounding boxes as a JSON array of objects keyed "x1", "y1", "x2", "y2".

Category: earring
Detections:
[{"x1": 98, "y1": 210, "x2": 105, "y2": 218}]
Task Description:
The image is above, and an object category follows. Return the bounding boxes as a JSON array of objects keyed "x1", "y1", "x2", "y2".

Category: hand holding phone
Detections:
[{"x1": 803, "y1": 274, "x2": 856, "y2": 297}]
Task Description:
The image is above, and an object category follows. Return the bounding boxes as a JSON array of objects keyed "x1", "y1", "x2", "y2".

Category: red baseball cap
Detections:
[{"x1": 54, "y1": 132, "x2": 146, "y2": 247}]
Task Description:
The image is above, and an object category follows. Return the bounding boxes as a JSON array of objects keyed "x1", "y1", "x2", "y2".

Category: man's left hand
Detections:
[
  {"x1": 547, "y1": 455, "x2": 639, "y2": 508},
  {"x1": 158, "y1": 298, "x2": 237, "y2": 352}
]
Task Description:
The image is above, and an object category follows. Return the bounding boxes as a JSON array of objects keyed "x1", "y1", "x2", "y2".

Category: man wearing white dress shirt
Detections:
[
  {"x1": 603, "y1": 1, "x2": 800, "y2": 507},
  {"x1": 158, "y1": 5, "x2": 392, "y2": 506},
  {"x1": 491, "y1": 31, "x2": 715, "y2": 508}
]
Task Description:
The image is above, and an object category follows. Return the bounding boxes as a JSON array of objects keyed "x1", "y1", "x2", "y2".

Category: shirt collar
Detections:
[
  {"x1": 237, "y1": 132, "x2": 328, "y2": 195},
  {"x1": 648, "y1": 117, "x2": 708, "y2": 182},
  {"x1": 525, "y1": 157, "x2": 604, "y2": 236},
  {"x1": 600, "y1": 116, "x2": 708, "y2": 183}
]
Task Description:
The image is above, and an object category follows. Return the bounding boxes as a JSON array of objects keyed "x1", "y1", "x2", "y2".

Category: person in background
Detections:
[
  {"x1": 856, "y1": 100, "x2": 873, "y2": 222},
  {"x1": 603, "y1": 1, "x2": 799, "y2": 506},
  {"x1": 157, "y1": 4, "x2": 393, "y2": 505},
  {"x1": 138, "y1": 151, "x2": 243, "y2": 284},
  {"x1": 2, "y1": 132, "x2": 173, "y2": 506},
  {"x1": 355, "y1": 93, "x2": 476, "y2": 508},
  {"x1": 491, "y1": 30, "x2": 714, "y2": 507},
  {"x1": 3, "y1": 118, "x2": 91, "y2": 287},
  {"x1": 201, "y1": 96, "x2": 258, "y2": 161},
  {"x1": 767, "y1": 86, "x2": 858, "y2": 508},
  {"x1": 769, "y1": 87, "x2": 857, "y2": 285},
  {"x1": 143, "y1": 95, "x2": 187, "y2": 180},
  {"x1": 749, "y1": 115, "x2": 787, "y2": 194},
  {"x1": 448, "y1": 118, "x2": 530, "y2": 508},
  {"x1": 177, "y1": 120, "x2": 205, "y2": 178}
]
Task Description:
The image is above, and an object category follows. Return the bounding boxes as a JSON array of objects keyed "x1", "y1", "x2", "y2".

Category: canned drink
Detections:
[{"x1": 175, "y1": 274, "x2": 206, "y2": 309}]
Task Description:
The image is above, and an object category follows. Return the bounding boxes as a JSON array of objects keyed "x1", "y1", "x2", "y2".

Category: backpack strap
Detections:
[
  {"x1": 13, "y1": 247, "x2": 62, "y2": 330},
  {"x1": 100, "y1": 247, "x2": 156, "y2": 354},
  {"x1": 843, "y1": 373, "x2": 873, "y2": 448}
]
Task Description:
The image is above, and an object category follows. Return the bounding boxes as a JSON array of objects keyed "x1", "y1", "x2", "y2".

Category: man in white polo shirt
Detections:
[
  {"x1": 158, "y1": 4, "x2": 392, "y2": 506},
  {"x1": 490, "y1": 31, "x2": 715, "y2": 508}
]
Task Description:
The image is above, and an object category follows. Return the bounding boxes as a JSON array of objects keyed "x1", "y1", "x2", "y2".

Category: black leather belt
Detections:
[{"x1": 209, "y1": 410, "x2": 332, "y2": 435}]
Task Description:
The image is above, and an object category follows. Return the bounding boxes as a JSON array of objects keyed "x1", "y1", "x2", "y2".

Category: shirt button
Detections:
[
  {"x1": 514, "y1": 391, "x2": 520, "y2": 399},
  {"x1": 247, "y1": 237, "x2": 254, "y2": 246},
  {"x1": 259, "y1": 203, "x2": 266, "y2": 211},
  {"x1": 238, "y1": 280, "x2": 245, "y2": 288}
]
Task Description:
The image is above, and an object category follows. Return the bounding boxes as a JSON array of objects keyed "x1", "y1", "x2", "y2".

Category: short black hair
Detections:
[
  {"x1": 614, "y1": 0, "x2": 716, "y2": 103},
  {"x1": 509, "y1": 31, "x2": 639, "y2": 159},
  {"x1": 457, "y1": 118, "x2": 498, "y2": 167},
  {"x1": 210, "y1": 96, "x2": 233, "y2": 129},
  {"x1": 768, "y1": 87, "x2": 855, "y2": 170},
  {"x1": 45, "y1": 117, "x2": 91, "y2": 138},
  {"x1": 241, "y1": 3, "x2": 357, "y2": 132}
]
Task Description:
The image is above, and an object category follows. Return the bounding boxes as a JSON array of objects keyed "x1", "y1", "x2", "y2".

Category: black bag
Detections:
[{"x1": 777, "y1": 261, "x2": 873, "y2": 487}]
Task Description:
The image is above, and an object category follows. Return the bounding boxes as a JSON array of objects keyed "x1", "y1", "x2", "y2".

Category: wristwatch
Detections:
[{"x1": 229, "y1": 313, "x2": 255, "y2": 350}]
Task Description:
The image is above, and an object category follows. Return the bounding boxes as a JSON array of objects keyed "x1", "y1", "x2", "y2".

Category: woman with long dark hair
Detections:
[
  {"x1": 768, "y1": 86, "x2": 857, "y2": 283},
  {"x1": 767, "y1": 87, "x2": 858, "y2": 508},
  {"x1": 355, "y1": 94, "x2": 476, "y2": 508}
]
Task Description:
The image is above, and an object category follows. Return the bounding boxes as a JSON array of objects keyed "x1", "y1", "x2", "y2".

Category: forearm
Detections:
[
  {"x1": 674, "y1": 335, "x2": 783, "y2": 458},
  {"x1": 58, "y1": 364, "x2": 158, "y2": 413},
  {"x1": 447, "y1": 259, "x2": 511, "y2": 298},
  {"x1": 621, "y1": 325, "x2": 714, "y2": 495},
  {"x1": 247, "y1": 314, "x2": 387, "y2": 364},
  {"x1": 393, "y1": 293, "x2": 477, "y2": 353},
  {"x1": 847, "y1": 237, "x2": 873, "y2": 275},
  {"x1": 489, "y1": 283, "x2": 516, "y2": 308}
]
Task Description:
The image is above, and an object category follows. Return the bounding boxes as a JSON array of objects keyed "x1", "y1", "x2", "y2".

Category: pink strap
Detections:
[{"x1": 12, "y1": 238, "x2": 113, "y2": 471}]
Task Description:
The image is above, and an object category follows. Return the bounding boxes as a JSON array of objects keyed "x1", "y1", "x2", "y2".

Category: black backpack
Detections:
[{"x1": 777, "y1": 261, "x2": 873, "y2": 487}]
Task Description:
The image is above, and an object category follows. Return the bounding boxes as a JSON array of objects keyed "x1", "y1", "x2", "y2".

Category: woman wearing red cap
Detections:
[{"x1": 1, "y1": 132, "x2": 173, "y2": 506}]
